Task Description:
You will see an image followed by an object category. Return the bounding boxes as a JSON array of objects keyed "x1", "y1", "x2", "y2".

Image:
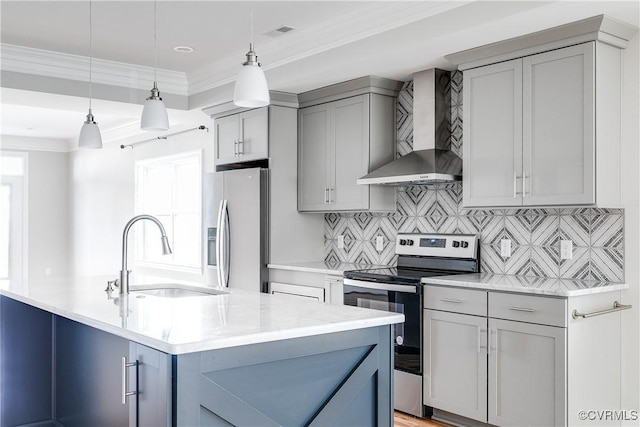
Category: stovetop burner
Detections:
[
  {"x1": 343, "y1": 267, "x2": 457, "y2": 285},
  {"x1": 343, "y1": 233, "x2": 481, "y2": 285}
]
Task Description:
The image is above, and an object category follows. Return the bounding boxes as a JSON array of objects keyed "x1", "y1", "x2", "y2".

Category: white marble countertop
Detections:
[
  {"x1": 267, "y1": 261, "x2": 387, "y2": 276},
  {"x1": 421, "y1": 273, "x2": 627, "y2": 297},
  {"x1": 0, "y1": 276, "x2": 403, "y2": 355}
]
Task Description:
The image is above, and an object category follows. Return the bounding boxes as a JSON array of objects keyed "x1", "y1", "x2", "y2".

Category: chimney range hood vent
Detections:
[{"x1": 358, "y1": 69, "x2": 462, "y2": 186}]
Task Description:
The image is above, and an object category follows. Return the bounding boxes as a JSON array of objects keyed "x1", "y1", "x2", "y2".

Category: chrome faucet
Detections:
[{"x1": 118, "y1": 214, "x2": 172, "y2": 295}]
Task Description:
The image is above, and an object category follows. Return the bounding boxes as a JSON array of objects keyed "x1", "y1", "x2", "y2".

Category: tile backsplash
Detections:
[{"x1": 324, "y1": 75, "x2": 625, "y2": 282}]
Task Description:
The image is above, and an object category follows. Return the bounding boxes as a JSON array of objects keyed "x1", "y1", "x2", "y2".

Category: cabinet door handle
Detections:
[
  {"x1": 522, "y1": 173, "x2": 527, "y2": 198},
  {"x1": 478, "y1": 327, "x2": 488, "y2": 354},
  {"x1": 329, "y1": 187, "x2": 334, "y2": 204},
  {"x1": 489, "y1": 328, "x2": 497, "y2": 354},
  {"x1": 121, "y1": 357, "x2": 137, "y2": 405},
  {"x1": 509, "y1": 306, "x2": 535, "y2": 313},
  {"x1": 440, "y1": 298, "x2": 462, "y2": 304},
  {"x1": 238, "y1": 140, "x2": 244, "y2": 155},
  {"x1": 513, "y1": 173, "x2": 522, "y2": 198},
  {"x1": 324, "y1": 187, "x2": 329, "y2": 204},
  {"x1": 233, "y1": 140, "x2": 238, "y2": 156}
]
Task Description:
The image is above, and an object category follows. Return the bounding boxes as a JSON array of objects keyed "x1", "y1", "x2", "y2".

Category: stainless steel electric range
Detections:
[{"x1": 343, "y1": 233, "x2": 480, "y2": 417}]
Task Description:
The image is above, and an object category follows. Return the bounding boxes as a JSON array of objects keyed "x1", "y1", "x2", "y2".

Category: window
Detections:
[
  {"x1": 135, "y1": 151, "x2": 202, "y2": 272},
  {"x1": 1, "y1": 152, "x2": 27, "y2": 281}
]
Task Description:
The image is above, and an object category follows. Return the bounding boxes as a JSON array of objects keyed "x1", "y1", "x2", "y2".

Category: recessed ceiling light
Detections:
[{"x1": 173, "y1": 46, "x2": 194, "y2": 53}]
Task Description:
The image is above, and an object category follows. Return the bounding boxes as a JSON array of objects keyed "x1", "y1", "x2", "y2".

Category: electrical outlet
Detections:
[
  {"x1": 560, "y1": 240, "x2": 573, "y2": 260},
  {"x1": 376, "y1": 235, "x2": 384, "y2": 252},
  {"x1": 337, "y1": 235, "x2": 344, "y2": 249},
  {"x1": 500, "y1": 239, "x2": 512, "y2": 258}
]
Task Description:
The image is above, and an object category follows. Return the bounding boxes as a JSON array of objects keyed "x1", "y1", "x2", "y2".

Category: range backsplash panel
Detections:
[{"x1": 324, "y1": 75, "x2": 625, "y2": 282}]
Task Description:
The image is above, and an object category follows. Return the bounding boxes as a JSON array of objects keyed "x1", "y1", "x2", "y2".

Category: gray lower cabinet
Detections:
[
  {"x1": 424, "y1": 286, "x2": 624, "y2": 427},
  {"x1": 423, "y1": 309, "x2": 487, "y2": 422},
  {"x1": 488, "y1": 318, "x2": 566, "y2": 427},
  {"x1": 424, "y1": 287, "x2": 566, "y2": 426}
]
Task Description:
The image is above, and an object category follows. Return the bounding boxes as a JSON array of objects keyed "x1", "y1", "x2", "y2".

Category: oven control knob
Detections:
[
  {"x1": 407, "y1": 240, "x2": 414, "y2": 246},
  {"x1": 461, "y1": 241, "x2": 469, "y2": 248},
  {"x1": 399, "y1": 239, "x2": 407, "y2": 246},
  {"x1": 453, "y1": 240, "x2": 460, "y2": 248},
  {"x1": 396, "y1": 336, "x2": 404, "y2": 345}
]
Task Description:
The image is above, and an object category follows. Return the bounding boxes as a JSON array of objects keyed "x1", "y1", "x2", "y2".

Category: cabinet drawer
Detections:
[
  {"x1": 489, "y1": 292, "x2": 567, "y2": 327},
  {"x1": 424, "y1": 286, "x2": 487, "y2": 316}
]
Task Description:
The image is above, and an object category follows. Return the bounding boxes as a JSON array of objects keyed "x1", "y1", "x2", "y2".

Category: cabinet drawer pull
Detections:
[
  {"x1": 121, "y1": 357, "x2": 137, "y2": 405},
  {"x1": 440, "y1": 298, "x2": 462, "y2": 304},
  {"x1": 572, "y1": 301, "x2": 632, "y2": 319},
  {"x1": 509, "y1": 306, "x2": 535, "y2": 313}
]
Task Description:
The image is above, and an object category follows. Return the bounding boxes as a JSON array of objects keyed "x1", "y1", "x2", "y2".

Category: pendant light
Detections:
[
  {"x1": 233, "y1": 2, "x2": 270, "y2": 108},
  {"x1": 141, "y1": 0, "x2": 169, "y2": 131},
  {"x1": 78, "y1": 0, "x2": 102, "y2": 149}
]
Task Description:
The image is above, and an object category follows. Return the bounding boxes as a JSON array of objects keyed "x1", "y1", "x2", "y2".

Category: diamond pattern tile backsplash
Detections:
[{"x1": 324, "y1": 75, "x2": 625, "y2": 282}]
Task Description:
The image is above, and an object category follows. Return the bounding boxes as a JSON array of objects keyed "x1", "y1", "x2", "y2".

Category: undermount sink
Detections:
[{"x1": 129, "y1": 284, "x2": 228, "y2": 298}]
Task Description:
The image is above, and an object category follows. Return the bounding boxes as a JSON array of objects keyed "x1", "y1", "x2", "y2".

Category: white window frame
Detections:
[
  {"x1": 0, "y1": 151, "x2": 29, "y2": 283},
  {"x1": 134, "y1": 150, "x2": 202, "y2": 274}
]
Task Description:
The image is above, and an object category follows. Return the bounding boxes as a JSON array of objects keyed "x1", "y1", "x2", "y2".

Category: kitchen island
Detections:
[{"x1": 0, "y1": 277, "x2": 403, "y2": 427}]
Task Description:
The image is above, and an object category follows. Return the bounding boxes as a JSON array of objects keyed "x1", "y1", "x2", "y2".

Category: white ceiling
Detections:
[{"x1": 1, "y1": 0, "x2": 638, "y2": 150}]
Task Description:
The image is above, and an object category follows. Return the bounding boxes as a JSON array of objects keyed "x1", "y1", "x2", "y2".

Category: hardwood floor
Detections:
[{"x1": 394, "y1": 411, "x2": 452, "y2": 427}]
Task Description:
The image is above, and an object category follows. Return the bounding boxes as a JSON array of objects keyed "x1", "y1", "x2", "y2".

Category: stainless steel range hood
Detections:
[{"x1": 358, "y1": 69, "x2": 462, "y2": 186}]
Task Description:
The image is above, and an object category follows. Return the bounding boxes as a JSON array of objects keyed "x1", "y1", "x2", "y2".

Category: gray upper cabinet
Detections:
[
  {"x1": 298, "y1": 81, "x2": 398, "y2": 213},
  {"x1": 464, "y1": 42, "x2": 616, "y2": 207},
  {"x1": 298, "y1": 95, "x2": 372, "y2": 212},
  {"x1": 215, "y1": 107, "x2": 269, "y2": 165},
  {"x1": 463, "y1": 59, "x2": 523, "y2": 207},
  {"x1": 452, "y1": 16, "x2": 636, "y2": 208}
]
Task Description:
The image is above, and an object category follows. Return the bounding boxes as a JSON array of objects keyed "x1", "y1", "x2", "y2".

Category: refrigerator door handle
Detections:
[
  {"x1": 220, "y1": 200, "x2": 230, "y2": 288},
  {"x1": 215, "y1": 200, "x2": 224, "y2": 287}
]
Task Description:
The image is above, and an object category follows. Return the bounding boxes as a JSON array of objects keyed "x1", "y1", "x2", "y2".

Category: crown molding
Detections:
[
  {"x1": 0, "y1": 43, "x2": 189, "y2": 96},
  {"x1": 0, "y1": 135, "x2": 72, "y2": 152},
  {"x1": 187, "y1": 1, "x2": 471, "y2": 95}
]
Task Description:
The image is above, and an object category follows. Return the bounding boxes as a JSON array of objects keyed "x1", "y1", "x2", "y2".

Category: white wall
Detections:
[
  {"x1": 70, "y1": 124, "x2": 215, "y2": 283},
  {"x1": 23, "y1": 151, "x2": 71, "y2": 282},
  {"x1": 621, "y1": 32, "x2": 640, "y2": 421}
]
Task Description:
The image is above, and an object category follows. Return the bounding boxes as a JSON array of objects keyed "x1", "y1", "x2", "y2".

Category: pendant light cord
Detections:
[
  {"x1": 89, "y1": 0, "x2": 92, "y2": 110},
  {"x1": 250, "y1": 2, "x2": 254, "y2": 46},
  {"x1": 154, "y1": 0, "x2": 157, "y2": 83}
]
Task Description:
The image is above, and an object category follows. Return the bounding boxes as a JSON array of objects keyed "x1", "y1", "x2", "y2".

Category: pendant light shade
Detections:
[
  {"x1": 233, "y1": 44, "x2": 270, "y2": 108},
  {"x1": 79, "y1": 109, "x2": 102, "y2": 149},
  {"x1": 233, "y1": 3, "x2": 269, "y2": 108},
  {"x1": 141, "y1": 1, "x2": 169, "y2": 131},
  {"x1": 141, "y1": 82, "x2": 169, "y2": 131},
  {"x1": 78, "y1": 0, "x2": 102, "y2": 149}
]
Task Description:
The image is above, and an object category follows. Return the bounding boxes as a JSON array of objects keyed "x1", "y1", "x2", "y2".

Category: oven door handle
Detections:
[{"x1": 343, "y1": 278, "x2": 417, "y2": 294}]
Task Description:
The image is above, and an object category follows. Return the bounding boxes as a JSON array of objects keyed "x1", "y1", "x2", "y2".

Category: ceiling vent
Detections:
[{"x1": 267, "y1": 25, "x2": 297, "y2": 37}]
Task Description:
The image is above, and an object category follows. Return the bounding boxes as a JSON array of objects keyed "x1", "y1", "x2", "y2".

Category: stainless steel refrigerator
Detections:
[{"x1": 204, "y1": 167, "x2": 268, "y2": 292}]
